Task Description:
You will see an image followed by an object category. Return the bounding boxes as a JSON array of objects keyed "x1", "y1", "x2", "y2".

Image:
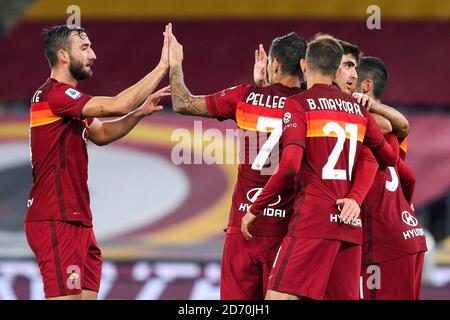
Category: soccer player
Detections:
[
  {"x1": 167, "y1": 24, "x2": 306, "y2": 299},
  {"x1": 355, "y1": 56, "x2": 427, "y2": 299},
  {"x1": 335, "y1": 40, "x2": 409, "y2": 139},
  {"x1": 25, "y1": 24, "x2": 170, "y2": 300},
  {"x1": 252, "y1": 38, "x2": 382, "y2": 225},
  {"x1": 242, "y1": 34, "x2": 398, "y2": 300}
]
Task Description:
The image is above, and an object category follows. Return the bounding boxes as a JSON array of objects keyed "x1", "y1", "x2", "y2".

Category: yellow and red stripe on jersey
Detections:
[
  {"x1": 399, "y1": 137, "x2": 408, "y2": 154},
  {"x1": 305, "y1": 110, "x2": 368, "y2": 142},
  {"x1": 30, "y1": 102, "x2": 61, "y2": 127},
  {"x1": 235, "y1": 102, "x2": 283, "y2": 131}
]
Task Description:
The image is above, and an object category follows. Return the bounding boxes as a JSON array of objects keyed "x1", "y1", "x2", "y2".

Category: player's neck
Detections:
[
  {"x1": 277, "y1": 75, "x2": 301, "y2": 88},
  {"x1": 305, "y1": 73, "x2": 333, "y2": 89},
  {"x1": 50, "y1": 68, "x2": 78, "y2": 87}
]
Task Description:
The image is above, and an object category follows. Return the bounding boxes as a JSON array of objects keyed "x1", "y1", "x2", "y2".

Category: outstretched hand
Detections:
[
  {"x1": 167, "y1": 23, "x2": 184, "y2": 67},
  {"x1": 159, "y1": 24, "x2": 170, "y2": 70},
  {"x1": 254, "y1": 44, "x2": 268, "y2": 86},
  {"x1": 137, "y1": 85, "x2": 171, "y2": 116}
]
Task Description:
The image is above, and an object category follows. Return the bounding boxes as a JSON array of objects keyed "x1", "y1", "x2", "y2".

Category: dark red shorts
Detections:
[
  {"x1": 361, "y1": 252, "x2": 424, "y2": 300},
  {"x1": 25, "y1": 220, "x2": 102, "y2": 298},
  {"x1": 220, "y1": 231, "x2": 283, "y2": 300},
  {"x1": 267, "y1": 236, "x2": 361, "y2": 300}
]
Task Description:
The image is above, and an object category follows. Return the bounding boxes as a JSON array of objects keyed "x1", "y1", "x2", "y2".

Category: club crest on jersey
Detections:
[
  {"x1": 65, "y1": 88, "x2": 81, "y2": 100},
  {"x1": 283, "y1": 112, "x2": 292, "y2": 124}
]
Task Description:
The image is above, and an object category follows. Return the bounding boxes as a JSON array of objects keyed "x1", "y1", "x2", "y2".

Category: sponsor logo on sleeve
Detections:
[
  {"x1": 283, "y1": 112, "x2": 292, "y2": 124},
  {"x1": 65, "y1": 88, "x2": 82, "y2": 100}
]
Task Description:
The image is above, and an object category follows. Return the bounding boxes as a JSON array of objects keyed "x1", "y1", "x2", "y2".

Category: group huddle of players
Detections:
[{"x1": 166, "y1": 24, "x2": 428, "y2": 300}]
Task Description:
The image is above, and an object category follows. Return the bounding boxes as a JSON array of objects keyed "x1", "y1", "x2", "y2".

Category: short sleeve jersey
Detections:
[
  {"x1": 26, "y1": 78, "x2": 94, "y2": 226},
  {"x1": 362, "y1": 135, "x2": 427, "y2": 264},
  {"x1": 280, "y1": 83, "x2": 386, "y2": 244},
  {"x1": 205, "y1": 83, "x2": 303, "y2": 236}
]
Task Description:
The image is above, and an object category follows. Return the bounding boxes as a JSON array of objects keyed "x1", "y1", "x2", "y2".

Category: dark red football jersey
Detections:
[
  {"x1": 362, "y1": 135, "x2": 427, "y2": 264},
  {"x1": 26, "y1": 78, "x2": 93, "y2": 226},
  {"x1": 206, "y1": 83, "x2": 303, "y2": 236},
  {"x1": 280, "y1": 83, "x2": 389, "y2": 244}
]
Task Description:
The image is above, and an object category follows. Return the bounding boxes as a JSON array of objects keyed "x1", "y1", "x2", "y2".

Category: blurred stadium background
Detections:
[{"x1": 0, "y1": 0, "x2": 449, "y2": 299}]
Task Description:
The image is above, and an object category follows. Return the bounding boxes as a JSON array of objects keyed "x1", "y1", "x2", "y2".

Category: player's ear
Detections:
[
  {"x1": 300, "y1": 59, "x2": 307, "y2": 75},
  {"x1": 57, "y1": 49, "x2": 70, "y2": 65},
  {"x1": 362, "y1": 79, "x2": 373, "y2": 95},
  {"x1": 273, "y1": 58, "x2": 280, "y2": 74},
  {"x1": 334, "y1": 66, "x2": 341, "y2": 79}
]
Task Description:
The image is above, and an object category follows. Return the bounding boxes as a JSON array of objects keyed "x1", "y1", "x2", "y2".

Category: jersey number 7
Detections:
[{"x1": 251, "y1": 117, "x2": 282, "y2": 170}]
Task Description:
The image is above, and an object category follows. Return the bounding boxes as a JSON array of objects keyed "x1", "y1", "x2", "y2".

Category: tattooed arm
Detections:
[
  {"x1": 167, "y1": 24, "x2": 211, "y2": 118},
  {"x1": 170, "y1": 65, "x2": 211, "y2": 117}
]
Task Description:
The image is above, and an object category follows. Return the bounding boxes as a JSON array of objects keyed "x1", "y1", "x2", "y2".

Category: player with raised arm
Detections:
[
  {"x1": 242, "y1": 35, "x2": 398, "y2": 300},
  {"x1": 167, "y1": 24, "x2": 307, "y2": 299},
  {"x1": 25, "y1": 24, "x2": 170, "y2": 300}
]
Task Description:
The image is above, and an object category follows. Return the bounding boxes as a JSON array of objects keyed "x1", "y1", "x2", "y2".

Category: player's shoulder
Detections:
[
  {"x1": 284, "y1": 90, "x2": 308, "y2": 111},
  {"x1": 34, "y1": 78, "x2": 56, "y2": 95},
  {"x1": 262, "y1": 83, "x2": 303, "y2": 96},
  {"x1": 45, "y1": 79, "x2": 87, "y2": 108},
  {"x1": 222, "y1": 83, "x2": 249, "y2": 92},
  {"x1": 32, "y1": 78, "x2": 69, "y2": 102},
  {"x1": 48, "y1": 80, "x2": 84, "y2": 100},
  {"x1": 309, "y1": 83, "x2": 345, "y2": 97},
  {"x1": 50, "y1": 80, "x2": 77, "y2": 93},
  {"x1": 216, "y1": 84, "x2": 249, "y2": 99}
]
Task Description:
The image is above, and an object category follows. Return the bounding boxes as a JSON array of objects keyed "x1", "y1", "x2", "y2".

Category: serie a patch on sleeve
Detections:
[{"x1": 65, "y1": 88, "x2": 82, "y2": 100}]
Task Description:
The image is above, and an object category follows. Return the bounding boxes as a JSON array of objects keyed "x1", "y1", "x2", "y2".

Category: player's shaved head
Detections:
[
  {"x1": 44, "y1": 25, "x2": 87, "y2": 68},
  {"x1": 306, "y1": 34, "x2": 343, "y2": 76},
  {"x1": 357, "y1": 56, "x2": 388, "y2": 99},
  {"x1": 269, "y1": 32, "x2": 307, "y2": 77}
]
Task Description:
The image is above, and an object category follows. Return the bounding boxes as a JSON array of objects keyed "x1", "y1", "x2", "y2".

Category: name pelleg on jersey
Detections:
[
  {"x1": 245, "y1": 92, "x2": 286, "y2": 108},
  {"x1": 329, "y1": 213, "x2": 362, "y2": 227}
]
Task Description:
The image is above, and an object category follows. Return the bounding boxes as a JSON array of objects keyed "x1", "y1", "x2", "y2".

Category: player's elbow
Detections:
[
  {"x1": 90, "y1": 137, "x2": 110, "y2": 146},
  {"x1": 94, "y1": 139, "x2": 111, "y2": 146},
  {"x1": 89, "y1": 129, "x2": 111, "y2": 146},
  {"x1": 403, "y1": 173, "x2": 416, "y2": 187},
  {"x1": 283, "y1": 169, "x2": 296, "y2": 181},
  {"x1": 386, "y1": 152, "x2": 400, "y2": 167},
  {"x1": 171, "y1": 102, "x2": 185, "y2": 114},
  {"x1": 112, "y1": 95, "x2": 134, "y2": 116},
  {"x1": 282, "y1": 162, "x2": 299, "y2": 181},
  {"x1": 171, "y1": 102, "x2": 190, "y2": 115},
  {"x1": 395, "y1": 121, "x2": 410, "y2": 139}
]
